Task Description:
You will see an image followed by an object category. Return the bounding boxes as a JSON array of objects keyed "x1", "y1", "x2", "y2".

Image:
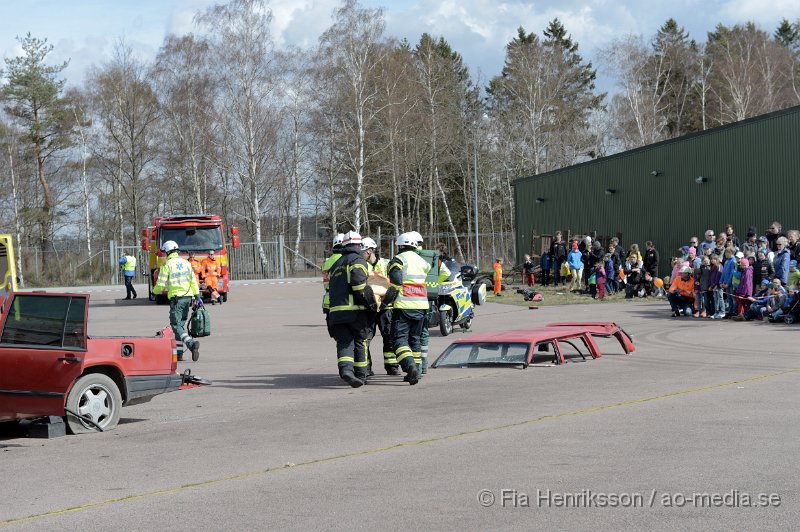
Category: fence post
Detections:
[
  {"x1": 278, "y1": 235, "x2": 285, "y2": 279},
  {"x1": 110, "y1": 240, "x2": 118, "y2": 285}
]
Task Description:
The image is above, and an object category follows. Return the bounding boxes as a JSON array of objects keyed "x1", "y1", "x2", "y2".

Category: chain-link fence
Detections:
[
  {"x1": 17, "y1": 232, "x2": 514, "y2": 286},
  {"x1": 283, "y1": 231, "x2": 516, "y2": 277}
]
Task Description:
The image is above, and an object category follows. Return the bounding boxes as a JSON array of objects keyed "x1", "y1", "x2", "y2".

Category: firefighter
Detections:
[
  {"x1": 361, "y1": 236, "x2": 400, "y2": 376},
  {"x1": 118, "y1": 253, "x2": 138, "y2": 300},
  {"x1": 153, "y1": 240, "x2": 201, "y2": 361},
  {"x1": 202, "y1": 249, "x2": 223, "y2": 304},
  {"x1": 327, "y1": 231, "x2": 376, "y2": 388},
  {"x1": 381, "y1": 232, "x2": 430, "y2": 385},
  {"x1": 322, "y1": 233, "x2": 345, "y2": 315}
]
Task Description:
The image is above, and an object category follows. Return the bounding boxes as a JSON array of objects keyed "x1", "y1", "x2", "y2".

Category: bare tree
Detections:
[
  {"x1": 197, "y1": 0, "x2": 279, "y2": 270},
  {"x1": 318, "y1": 0, "x2": 388, "y2": 232}
]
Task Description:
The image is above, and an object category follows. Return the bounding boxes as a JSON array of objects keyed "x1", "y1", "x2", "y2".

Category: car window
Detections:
[
  {"x1": 436, "y1": 342, "x2": 529, "y2": 366},
  {"x1": 0, "y1": 295, "x2": 86, "y2": 349},
  {"x1": 63, "y1": 297, "x2": 87, "y2": 349}
]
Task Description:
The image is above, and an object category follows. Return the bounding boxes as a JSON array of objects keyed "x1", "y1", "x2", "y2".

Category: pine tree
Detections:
[
  {"x1": 2, "y1": 33, "x2": 72, "y2": 264},
  {"x1": 775, "y1": 18, "x2": 799, "y2": 49}
]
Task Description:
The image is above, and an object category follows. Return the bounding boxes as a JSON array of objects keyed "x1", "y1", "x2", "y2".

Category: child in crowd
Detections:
[
  {"x1": 523, "y1": 254, "x2": 536, "y2": 287},
  {"x1": 567, "y1": 243, "x2": 583, "y2": 292},
  {"x1": 694, "y1": 255, "x2": 711, "y2": 318},
  {"x1": 604, "y1": 253, "x2": 616, "y2": 295},
  {"x1": 709, "y1": 254, "x2": 725, "y2": 319},
  {"x1": 732, "y1": 258, "x2": 753, "y2": 318},
  {"x1": 539, "y1": 250, "x2": 552, "y2": 286},
  {"x1": 593, "y1": 260, "x2": 606, "y2": 300},
  {"x1": 753, "y1": 249, "x2": 773, "y2": 287},
  {"x1": 787, "y1": 260, "x2": 800, "y2": 290}
]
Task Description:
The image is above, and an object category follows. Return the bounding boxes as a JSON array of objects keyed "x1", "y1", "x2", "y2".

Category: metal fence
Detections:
[{"x1": 17, "y1": 232, "x2": 513, "y2": 287}]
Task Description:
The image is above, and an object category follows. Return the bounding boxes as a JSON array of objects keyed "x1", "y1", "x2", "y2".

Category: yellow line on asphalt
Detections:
[{"x1": 3, "y1": 368, "x2": 798, "y2": 527}]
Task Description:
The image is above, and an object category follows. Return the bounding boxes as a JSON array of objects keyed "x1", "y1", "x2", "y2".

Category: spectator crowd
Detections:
[{"x1": 521, "y1": 222, "x2": 800, "y2": 322}]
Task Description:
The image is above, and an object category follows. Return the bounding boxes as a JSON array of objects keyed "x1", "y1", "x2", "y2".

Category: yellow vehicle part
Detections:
[{"x1": 0, "y1": 234, "x2": 19, "y2": 298}]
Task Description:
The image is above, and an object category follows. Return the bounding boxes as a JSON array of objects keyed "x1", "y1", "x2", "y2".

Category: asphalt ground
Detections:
[{"x1": 0, "y1": 279, "x2": 798, "y2": 530}]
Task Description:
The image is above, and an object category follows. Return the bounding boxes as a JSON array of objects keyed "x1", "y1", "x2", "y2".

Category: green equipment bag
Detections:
[{"x1": 190, "y1": 306, "x2": 211, "y2": 337}]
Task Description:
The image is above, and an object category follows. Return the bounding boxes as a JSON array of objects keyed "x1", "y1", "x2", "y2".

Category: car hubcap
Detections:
[{"x1": 78, "y1": 385, "x2": 113, "y2": 426}]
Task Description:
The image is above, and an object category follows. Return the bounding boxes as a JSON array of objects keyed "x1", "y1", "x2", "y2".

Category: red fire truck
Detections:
[{"x1": 141, "y1": 215, "x2": 241, "y2": 304}]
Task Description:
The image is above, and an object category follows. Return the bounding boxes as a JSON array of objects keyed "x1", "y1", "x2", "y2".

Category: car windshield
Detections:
[
  {"x1": 160, "y1": 226, "x2": 223, "y2": 252},
  {"x1": 435, "y1": 342, "x2": 529, "y2": 366}
]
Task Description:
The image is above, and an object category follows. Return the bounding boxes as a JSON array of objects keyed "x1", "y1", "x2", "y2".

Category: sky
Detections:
[{"x1": 1, "y1": 0, "x2": 799, "y2": 91}]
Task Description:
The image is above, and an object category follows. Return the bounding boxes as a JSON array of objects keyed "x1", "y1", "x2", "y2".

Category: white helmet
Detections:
[
  {"x1": 679, "y1": 266, "x2": 692, "y2": 274},
  {"x1": 332, "y1": 233, "x2": 345, "y2": 247},
  {"x1": 342, "y1": 231, "x2": 362, "y2": 246},
  {"x1": 409, "y1": 231, "x2": 423, "y2": 247},
  {"x1": 395, "y1": 232, "x2": 417, "y2": 248},
  {"x1": 162, "y1": 240, "x2": 179, "y2": 253},
  {"x1": 361, "y1": 236, "x2": 377, "y2": 250}
]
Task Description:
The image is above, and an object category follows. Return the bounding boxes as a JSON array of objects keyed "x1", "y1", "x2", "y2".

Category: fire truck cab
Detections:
[{"x1": 142, "y1": 215, "x2": 240, "y2": 304}]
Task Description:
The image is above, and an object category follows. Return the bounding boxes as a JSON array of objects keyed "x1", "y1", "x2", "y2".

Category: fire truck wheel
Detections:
[{"x1": 65, "y1": 373, "x2": 122, "y2": 434}]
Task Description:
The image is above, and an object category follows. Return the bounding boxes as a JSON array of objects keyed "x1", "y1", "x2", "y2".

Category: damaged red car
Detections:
[
  {"x1": 0, "y1": 292, "x2": 205, "y2": 434},
  {"x1": 431, "y1": 322, "x2": 635, "y2": 368}
]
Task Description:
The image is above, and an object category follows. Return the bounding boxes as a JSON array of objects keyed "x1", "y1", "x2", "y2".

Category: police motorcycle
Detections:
[{"x1": 419, "y1": 250, "x2": 486, "y2": 336}]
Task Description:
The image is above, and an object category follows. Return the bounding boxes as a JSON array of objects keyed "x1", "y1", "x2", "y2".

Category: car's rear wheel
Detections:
[
  {"x1": 439, "y1": 309, "x2": 453, "y2": 336},
  {"x1": 65, "y1": 373, "x2": 122, "y2": 434}
]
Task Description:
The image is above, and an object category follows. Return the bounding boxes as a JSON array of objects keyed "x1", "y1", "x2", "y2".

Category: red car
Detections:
[
  {"x1": 431, "y1": 322, "x2": 635, "y2": 368},
  {"x1": 0, "y1": 292, "x2": 188, "y2": 434}
]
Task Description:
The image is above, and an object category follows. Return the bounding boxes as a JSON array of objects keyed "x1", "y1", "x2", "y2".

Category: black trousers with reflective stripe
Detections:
[
  {"x1": 391, "y1": 309, "x2": 425, "y2": 370},
  {"x1": 328, "y1": 311, "x2": 371, "y2": 379}
]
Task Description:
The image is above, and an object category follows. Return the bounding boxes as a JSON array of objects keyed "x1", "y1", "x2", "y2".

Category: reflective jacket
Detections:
[
  {"x1": 388, "y1": 250, "x2": 431, "y2": 310},
  {"x1": 322, "y1": 252, "x2": 343, "y2": 312},
  {"x1": 374, "y1": 257, "x2": 390, "y2": 276},
  {"x1": 153, "y1": 253, "x2": 200, "y2": 299},
  {"x1": 203, "y1": 257, "x2": 222, "y2": 290},
  {"x1": 120, "y1": 255, "x2": 137, "y2": 275},
  {"x1": 328, "y1": 247, "x2": 370, "y2": 324},
  {"x1": 669, "y1": 276, "x2": 694, "y2": 298}
]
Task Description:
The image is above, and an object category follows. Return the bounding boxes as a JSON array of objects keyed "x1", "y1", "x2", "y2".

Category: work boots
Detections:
[
  {"x1": 403, "y1": 364, "x2": 419, "y2": 385},
  {"x1": 191, "y1": 341, "x2": 200, "y2": 361},
  {"x1": 340, "y1": 369, "x2": 364, "y2": 388},
  {"x1": 385, "y1": 365, "x2": 401, "y2": 376}
]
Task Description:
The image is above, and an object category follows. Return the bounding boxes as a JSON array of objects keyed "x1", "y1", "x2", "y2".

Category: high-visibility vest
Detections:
[
  {"x1": 375, "y1": 257, "x2": 390, "y2": 276},
  {"x1": 153, "y1": 253, "x2": 200, "y2": 299},
  {"x1": 322, "y1": 252, "x2": 342, "y2": 311},
  {"x1": 122, "y1": 255, "x2": 137, "y2": 272},
  {"x1": 391, "y1": 250, "x2": 431, "y2": 310}
]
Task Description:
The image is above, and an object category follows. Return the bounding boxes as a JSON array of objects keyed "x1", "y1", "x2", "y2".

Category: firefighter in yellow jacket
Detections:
[
  {"x1": 380, "y1": 232, "x2": 431, "y2": 385},
  {"x1": 153, "y1": 240, "x2": 201, "y2": 361}
]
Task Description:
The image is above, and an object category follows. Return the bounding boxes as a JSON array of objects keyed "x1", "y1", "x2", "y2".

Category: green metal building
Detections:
[{"x1": 514, "y1": 105, "x2": 800, "y2": 274}]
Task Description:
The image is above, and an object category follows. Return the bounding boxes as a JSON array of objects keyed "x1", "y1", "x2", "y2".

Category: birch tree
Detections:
[
  {"x1": 318, "y1": 0, "x2": 388, "y2": 232},
  {"x1": 197, "y1": 0, "x2": 278, "y2": 270}
]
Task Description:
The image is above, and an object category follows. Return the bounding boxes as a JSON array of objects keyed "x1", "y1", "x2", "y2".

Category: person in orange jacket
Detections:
[
  {"x1": 202, "y1": 249, "x2": 223, "y2": 304},
  {"x1": 668, "y1": 265, "x2": 695, "y2": 317},
  {"x1": 188, "y1": 252, "x2": 204, "y2": 287},
  {"x1": 493, "y1": 257, "x2": 503, "y2": 296}
]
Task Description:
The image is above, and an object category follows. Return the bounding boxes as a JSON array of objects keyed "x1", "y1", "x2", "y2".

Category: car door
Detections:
[{"x1": 0, "y1": 294, "x2": 87, "y2": 421}]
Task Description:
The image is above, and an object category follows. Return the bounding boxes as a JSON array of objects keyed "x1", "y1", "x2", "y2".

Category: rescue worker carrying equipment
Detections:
[
  {"x1": 119, "y1": 254, "x2": 138, "y2": 300},
  {"x1": 380, "y1": 232, "x2": 431, "y2": 385},
  {"x1": 322, "y1": 233, "x2": 345, "y2": 314},
  {"x1": 202, "y1": 249, "x2": 223, "y2": 304},
  {"x1": 153, "y1": 240, "x2": 202, "y2": 361},
  {"x1": 361, "y1": 236, "x2": 400, "y2": 376},
  {"x1": 327, "y1": 231, "x2": 376, "y2": 388}
]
